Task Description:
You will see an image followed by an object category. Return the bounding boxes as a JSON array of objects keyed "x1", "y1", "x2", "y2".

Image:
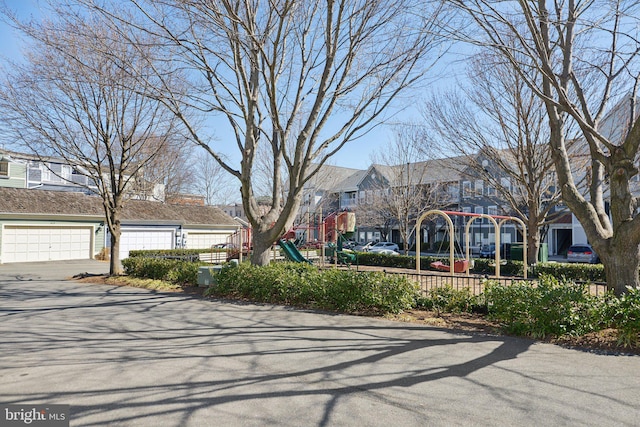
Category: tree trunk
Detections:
[
  {"x1": 527, "y1": 217, "x2": 541, "y2": 265},
  {"x1": 251, "y1": 230, "x2": 274, "y2": 266},
  {"x1": 597, "y1": 237, "x2": 640, "y2": 296},
  {"x1": 109, "y1": 222, "x2": 122, "y2": 276}
]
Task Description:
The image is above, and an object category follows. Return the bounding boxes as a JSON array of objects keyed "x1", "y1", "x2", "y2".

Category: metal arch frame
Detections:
[
  {"x1": 415, "y1": 209, "x2": 528, "y2": 278},
  {"x1": 416, "y1": 210, "x2": 455, "y2": 277}
]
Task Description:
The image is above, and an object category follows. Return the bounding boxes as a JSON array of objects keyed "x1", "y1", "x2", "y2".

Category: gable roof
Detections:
[
  {"x1": 0, "y1": 187, "x2": 100, "y2": 217},
  {"x1": 332, "y1": 169, "x2": 368, "y2": 192},
  {"x1": 304, "y1": 164, "x2": 365, "y2": 192},
  {"x1": 0, "y1": 187, "x2": 238, "y2": 227},
  {"x1": 369, "y1": 156, "x2": 468, "y2": 187}
]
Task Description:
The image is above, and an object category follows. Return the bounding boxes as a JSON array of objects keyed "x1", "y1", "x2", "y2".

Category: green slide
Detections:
[{"x1": 278, "y1": 240, "x2": 312, "y2": 264}]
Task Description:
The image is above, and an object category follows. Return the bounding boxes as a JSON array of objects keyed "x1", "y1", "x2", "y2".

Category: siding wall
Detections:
[{"x1": 0, "y1": 163, "x2": 27, "y2": 188}]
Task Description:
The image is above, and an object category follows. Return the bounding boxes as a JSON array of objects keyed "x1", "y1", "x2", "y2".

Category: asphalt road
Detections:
[{"x1": 0, "y1": 260, "x2": 639, "y2": 426}]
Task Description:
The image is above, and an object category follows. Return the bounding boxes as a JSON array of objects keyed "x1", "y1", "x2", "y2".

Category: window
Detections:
[
  {"x1": 0, "y1": 160, "x2": 8, "y2": 177},
  {"x1": 475, "y1": 206, "x2": 484, "y2": 223},
  {"x1": 475, "y1": 180, "x2": 484, "y2": 196},
  {"x1": 447, "y1": 183, "x2": 459, "y2": 201},
  {"x1": 462, "y1": 181, "x2": 472, "y2": 198},
  {"x1": 501, "y1": 177, "x2": 511, "y2": 192},
  {"x1": 487, "y1": 184, "x2": 496, "y2": 197},
  {"x1": 488, "y1": 205, "x2": 498, "y2": 216}
]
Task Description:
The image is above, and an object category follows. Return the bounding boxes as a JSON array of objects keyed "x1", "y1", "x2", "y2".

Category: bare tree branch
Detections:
[{"x1": 81, "y1": 0, "x2": 450, "y2": 264}]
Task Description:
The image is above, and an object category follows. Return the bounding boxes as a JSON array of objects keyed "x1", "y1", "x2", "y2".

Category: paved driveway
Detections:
[{"x1": 1, "y1": 260, "x2": 639, "y2": 426}]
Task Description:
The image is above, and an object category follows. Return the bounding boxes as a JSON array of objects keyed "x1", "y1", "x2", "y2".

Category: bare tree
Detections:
[
  {"x1": 133, "y1": 136, "x2": 196, "y2": 202},
  {"x1": 369, "y1": 126, "x2": 450, "y2": 254},
  {"x1": 425, "y1": 50, "x2": 574, "y2": 264},
  {"x1": 354, "y1": 190, "x2": 394, "y2": 243},
  {"x1": 194, "y1": 152, "x2": 238, "y2": 206},
  {"x1": 448, "y1": 1, "x2": 640, "y2": 294},
  {"x1": 83, "y1": 0, "x2": 448, "y2": 265},
  {"x1": 0, "y1": 4, "x2": 180, "y2": 275}
]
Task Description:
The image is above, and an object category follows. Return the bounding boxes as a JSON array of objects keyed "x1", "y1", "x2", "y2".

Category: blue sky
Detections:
[
  {"x1": 0, "y1": 1, "x2": 461, "y2": 171},
  {"x1": 0, "y1": 0, "x2": 40, "y2": 59}
]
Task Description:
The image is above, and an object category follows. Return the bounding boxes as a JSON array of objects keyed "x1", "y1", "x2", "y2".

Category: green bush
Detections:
[
  {"x1": 209, "y1": 262, "x2": 418, "y2": 314},
  {"x1": 532, "y1": 262, "x2": 605, "y2": 282},
  {"x1": 601, "y1": 287, "x2": 640, "y2": 347},
  {"x1": 468, "y1": 258, "x2": 524, "y2": 276},
  {"x1": 484, "y1": 275, "x2": 602, "y2": 338},
  {"x1": 353, "y1": 253, "x2": 607, "y2": 283},
  {"x1": 416, "y1": 285, "x2": 483, "y2": 315},
  {"x1": 122, "y1": 257, "x2": 201, "y2": 283},
  {"x1": 355, "y1": 252, "x2": 461, "y2": 272},
  {"x1": 128, "y1": 248, "x2": 224, "y2": 260}
]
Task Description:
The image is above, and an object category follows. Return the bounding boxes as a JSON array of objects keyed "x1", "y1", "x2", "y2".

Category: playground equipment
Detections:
[
  {"x1": 284, "y1": 210, "x2": 357, "y2": 266},
  {"x1": 224, "y1": 226, "x2": 252, "y2": 262},
  {"x1": 430, "y1": 259, "x2": 469, "y2": 273},
  {"x1": 277, "y1": 239, "x2": 313, "y2": 264},
  {"x1": 415, "y1": 209, "x2": 528, "y2": 278}
]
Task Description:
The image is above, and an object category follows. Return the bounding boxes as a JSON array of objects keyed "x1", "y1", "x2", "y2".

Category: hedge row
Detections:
[
  {"x1": 122, "y1": 257, "x2": 200, "y2": 284},
  {"x1": 129, "y1": 248, "x2": 226, "y2": 258},
  {"x1": 356, "y1": 252, "x2": 605, "y2": 282},
  {"x1": 210, "y1": 262, "x2": 418, "y2": 314},
  {"x1": 415, "y1": 276, "x2": 639, "y2": 345},
  {"x1": 128, "y1": 248, "x2": 607, "y2": 283},
  {"x1": 485, "y1": 275, "x2": 639, "y2": 343},
  {"x1": 122, "y1": 256, "x2": 638, "y2": 346}
]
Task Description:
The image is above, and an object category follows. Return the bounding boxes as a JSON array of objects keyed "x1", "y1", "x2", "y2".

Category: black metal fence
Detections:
[{"x1": 378, "y1": 269, "x2": 608, "y2": 297}]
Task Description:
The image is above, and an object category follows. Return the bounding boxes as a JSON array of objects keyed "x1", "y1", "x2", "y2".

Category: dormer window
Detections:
[{"x1": 0, "y1": 160, "x2": 8, "y2": 177}]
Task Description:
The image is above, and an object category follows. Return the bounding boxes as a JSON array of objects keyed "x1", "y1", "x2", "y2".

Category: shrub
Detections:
[
  {"x1": 470, "y1": 258, "x2": 524, "y2": 276},
  {"x1": 484, "y1": 275, "x2": 602, "y2": 338},
  {"x1": 416, "y1": 285, "x2": 483, "y2": 315},
  {"x1": 602, "y1": 287, "x2": 640, "y2": 347},
  {"x1": 209, "y1": 262, "x2": 419, "y2": 314},
  {"x1": 122, "y1": 257, "x2": 200, "y2": 283},
  {"x1": 128, "y1": 248, "x2": 219, "y2": 261},
  {"x1": 355, "y1": 252, "x2": 462, "y2": 272},
  {"x1": 532, "y1": 262, "x2": 605, "y2": 283}
]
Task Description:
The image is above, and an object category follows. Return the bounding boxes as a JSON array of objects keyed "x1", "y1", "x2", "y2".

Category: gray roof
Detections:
[
  {"x1": 305, "y1": 164, "x2": 365, "y2": 192},
  {"x1": 0, "y1": 187, "x2": 238, "y2": 227},
  {"x1": 372, "y1": 156, "x2": 468, "y2": 187},
  {"x1": 333, "y1": 169, "x2": 368, "y2": 192}
]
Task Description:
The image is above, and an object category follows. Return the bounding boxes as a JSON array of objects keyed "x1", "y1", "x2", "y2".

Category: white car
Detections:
[
  {"x1": 368, "y1": 241, "x2": 400, "y2": 255},
  {"x1": 353, "y1": 241, "x2": 375, "y2": 252}
]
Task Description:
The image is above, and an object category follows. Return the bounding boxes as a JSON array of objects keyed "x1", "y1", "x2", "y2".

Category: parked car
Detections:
[
  {"x1": 369, "y1": 241, "x2": 400, "y2": 254},
  {"x1": 341, "y1": 240, "x2": 357, "y2": 250},
  {"x1": 566, "y1": 244, "x2": 599, "y2": 264},
  {"x1": 479, "y1": 243, "x2": 512, "y2": 259},
  {"x1": 479, "y1": 244, "x2": 495, "y2": 258},
  {"x1": 354, "y1": 241, "x2": 375, "y2": 252}
]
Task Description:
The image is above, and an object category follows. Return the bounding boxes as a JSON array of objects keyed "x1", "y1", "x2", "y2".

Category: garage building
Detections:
[{"x1": 0, "y1": 188, "x2": 239, "y2": 263}]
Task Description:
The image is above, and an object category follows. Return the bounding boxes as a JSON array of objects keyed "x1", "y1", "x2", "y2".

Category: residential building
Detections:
[
  {"x1": 0, "y1": 148, "x2": 165, "y2": 201},
  {"x1": 0, "y1": 187, "x2": 239, "y2": 263},
  {"x1": 298, "y1": 151, "x2": 574, "y2": 255}
]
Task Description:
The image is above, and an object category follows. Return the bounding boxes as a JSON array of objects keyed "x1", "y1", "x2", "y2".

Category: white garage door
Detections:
[
  {"x1": 120, "y1": 229, "x2": 174, "y2": 259},
  {"x1": 2, "y1": 226, "x2": 92, "y2": 263},
  {"x1": 186, "y1": 232, "x2": 228, "y2": 249}
]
